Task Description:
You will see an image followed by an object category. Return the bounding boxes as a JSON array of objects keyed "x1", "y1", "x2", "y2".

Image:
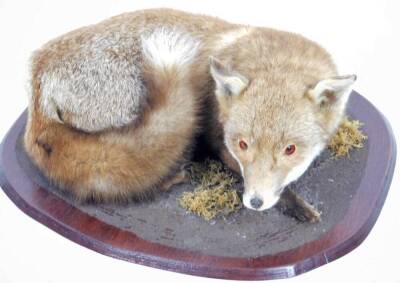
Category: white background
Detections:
[{"x1": 0, "y1": 0, "x2": 399, "y2": 282}]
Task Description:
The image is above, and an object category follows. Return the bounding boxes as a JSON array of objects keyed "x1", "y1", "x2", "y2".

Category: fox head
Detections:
[{"x1": 210, "y1": 57, "x2": 356, "y2": 211}]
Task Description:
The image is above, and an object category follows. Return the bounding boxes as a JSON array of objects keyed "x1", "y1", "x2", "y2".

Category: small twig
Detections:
[{"x1": 277, "y1": 188, "x2": 321, "y2": 223}]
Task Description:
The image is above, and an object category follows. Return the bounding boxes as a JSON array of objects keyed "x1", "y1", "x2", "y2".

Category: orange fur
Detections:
[{"x1": 25, "y1": 18, "x2": 202, "y2": 201}]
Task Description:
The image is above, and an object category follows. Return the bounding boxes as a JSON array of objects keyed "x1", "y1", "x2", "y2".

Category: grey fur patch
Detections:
[{"x1": 39, "y1": 32, "x2": 147, "y2": 132}]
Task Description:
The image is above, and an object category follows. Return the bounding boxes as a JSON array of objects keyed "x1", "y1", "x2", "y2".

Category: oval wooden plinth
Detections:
[{"x1": 0, "y1": 91, "x2": 396, "y2": 280}]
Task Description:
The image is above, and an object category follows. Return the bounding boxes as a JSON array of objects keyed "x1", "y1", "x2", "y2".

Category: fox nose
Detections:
[{"x1": 250, "y1": 197, "x2": 263, "y2": 209}]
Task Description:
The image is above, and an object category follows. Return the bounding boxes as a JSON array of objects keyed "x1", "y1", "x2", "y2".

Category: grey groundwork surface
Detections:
[{"x1": 17, "y1": 134, "x2": 368, "y2": 258}]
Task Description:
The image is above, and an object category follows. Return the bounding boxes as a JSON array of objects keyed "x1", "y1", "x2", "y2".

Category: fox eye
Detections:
[
  {"x1": 285, "y1": 144, "x2": 296, "y2": 155},
  {"x1": 239, "y1": 140, "x2": 248, "y2": 150}
]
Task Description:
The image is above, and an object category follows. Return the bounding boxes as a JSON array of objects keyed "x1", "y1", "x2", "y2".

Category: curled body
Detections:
[
  {"x1": 25, "y1": 9, "x2": 227, "y2": 201},
  {"x1": 25, "y1": 9, "x2": 355, "y2": 207}
]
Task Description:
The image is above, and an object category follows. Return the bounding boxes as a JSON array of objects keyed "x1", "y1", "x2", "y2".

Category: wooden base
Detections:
[{"x1": 0, "y1": 91, "x2": 396, "y2": 280}]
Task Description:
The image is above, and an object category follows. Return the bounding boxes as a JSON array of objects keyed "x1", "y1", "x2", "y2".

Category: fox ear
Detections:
[
  {"x1": 308, "y1": 75, "x2": 357, "y2": 109},
  {"x1": 209, "y1": 56, "x2": 249, "y2": 97}
]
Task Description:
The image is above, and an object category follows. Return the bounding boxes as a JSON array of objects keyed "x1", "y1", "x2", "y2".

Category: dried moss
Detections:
[
  {"x1": 179, "y1": 159, "x2": 242, "y2": 220},
  {"x1": 329, "y1": 117, "x2": 367, "y2": 157}
]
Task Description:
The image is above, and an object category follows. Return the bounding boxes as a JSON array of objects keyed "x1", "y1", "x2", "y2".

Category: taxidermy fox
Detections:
[{"x1": 25, "y1": 9, "x2": 356, "y2": 209}]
